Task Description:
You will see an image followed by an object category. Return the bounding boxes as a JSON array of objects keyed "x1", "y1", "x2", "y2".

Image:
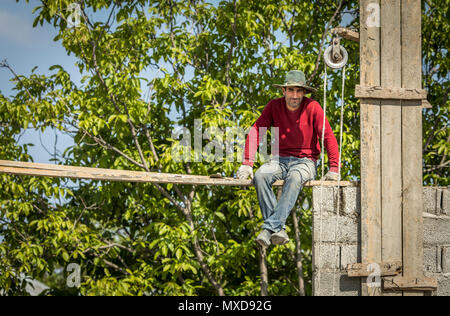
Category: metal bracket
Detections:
[{"x1": 332, "y1": 36, "x2": 343, "y2": 63}]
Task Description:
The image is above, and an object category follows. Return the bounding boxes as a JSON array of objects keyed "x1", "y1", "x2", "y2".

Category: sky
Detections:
[{"x1": 0, "y1": 0, "x2": 81, "y2": 163}]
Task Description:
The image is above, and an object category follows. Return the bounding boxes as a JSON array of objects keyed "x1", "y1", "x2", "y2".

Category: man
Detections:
[{"x1": 236, "y1": 70, "x2": 340, "y2": 248}]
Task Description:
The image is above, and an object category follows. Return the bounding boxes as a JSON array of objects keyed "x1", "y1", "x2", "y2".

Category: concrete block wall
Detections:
[
  {"x1": 312, "y1": 186, "x2": 450, "y2": 296},
  {"x1": 312, "y1": 186, "x2": 361, "y2": 296},
  {"x1": 423, "y1": 187, "x2": 450, "y2": 296}
]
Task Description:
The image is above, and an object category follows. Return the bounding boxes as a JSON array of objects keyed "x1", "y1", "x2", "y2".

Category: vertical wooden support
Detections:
[
  {"x1": 380, "y1": 0, "x2": 403, "y2": 296},
  {"x1": 359, "y1": 0, "x2": 382, "y2": 296},
  {"x1": 358, "y1": 0, "x2": 432, "y2": 296},
  {"x1": 401, "y1": 0, "x2": 426, "y2": 296}
]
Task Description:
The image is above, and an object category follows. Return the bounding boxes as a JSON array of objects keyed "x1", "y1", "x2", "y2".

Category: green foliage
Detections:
[
  {"x1": 422, "y1": 0, "x2": 449, "y2": 185},
  {"x1": 0, "y1": 0, "x2": 447, "y2": 296}
]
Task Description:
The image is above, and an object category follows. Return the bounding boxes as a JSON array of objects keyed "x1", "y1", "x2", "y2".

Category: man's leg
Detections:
[
  {"x1": 264, "y1": 158, "x2": 316, "y2": 234},
  {"x1": 253, "y1": 159, "x2": 285, "y2": 232}
]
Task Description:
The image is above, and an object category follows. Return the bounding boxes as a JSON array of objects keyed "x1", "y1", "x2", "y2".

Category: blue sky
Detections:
[
  {"x1": 0, "y1": 1, "x2": 81, "y2": 98},
  {"x1": 1, "y1": 0, "x2": 81, "y2": 163}
]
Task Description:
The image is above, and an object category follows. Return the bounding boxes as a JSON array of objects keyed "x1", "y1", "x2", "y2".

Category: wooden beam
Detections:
[
  {"x1": 355, "y1": 85, "x2": 427, "y2": 100},
  {"x1": 422, "y1": 100, "x2": 432, "y2": 109},
  {"x1": 401, "y1": 0, "x2": 429, "y2": 296},
  {"x1": 355, "y1": 86, "x2": 431, "y2": 109},
  {"x1": 331, "y1": 27, "x2": 360, "y2": 42},
  {"x1": 383, "y1": 276, "x2": 438, "y2": 292},
  {"x1": 380, "y1": 0, "x2": 403, "y2": 297},
  {"x1": 360, "y1": 0, "x2": 382, "y2": 297},
  {"x1": 0, "y1": 160, "x2": 359, "y2": 187},
  {"x1": 347, "y1": 261, "x2": 402, "y2": 277}
]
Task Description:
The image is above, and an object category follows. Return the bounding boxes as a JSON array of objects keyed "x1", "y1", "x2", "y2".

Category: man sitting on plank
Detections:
[{"x1": 236, "y1": 70, "x2": 340, "y2": 247}]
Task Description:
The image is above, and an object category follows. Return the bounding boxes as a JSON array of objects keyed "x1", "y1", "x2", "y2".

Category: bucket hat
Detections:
[{"x1": 273, "y1": 70, "x2": 317, "y2": 93}]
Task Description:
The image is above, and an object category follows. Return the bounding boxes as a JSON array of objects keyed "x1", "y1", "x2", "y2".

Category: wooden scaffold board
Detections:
[{"x1": 0, "y1": 160, "x2": 359, "y2": 188}]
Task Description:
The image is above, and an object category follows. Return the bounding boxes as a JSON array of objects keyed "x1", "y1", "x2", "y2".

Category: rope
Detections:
[
  {"x1": 317, "y1": 66, "x2": 327, "y2": 296},
  {"x1": 332, "y1": 65, "x2": 346, "y2": 296}
]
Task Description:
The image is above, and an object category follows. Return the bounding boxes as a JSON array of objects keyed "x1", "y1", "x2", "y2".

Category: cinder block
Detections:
[
  {"x1": 312, "y1": 187, "x2": 361, "y2": 216},
  {"x1": 424, "y1": 216, "x2": 450, "y2": 245},
  {"x1": 313, "y1": 213, "x2": 359, "y2": 243},
  {"x1": 313, "y1": 243, "x2": 340, "y2": 271},
  {"x1": 434, "y1": 274, "x2": 450, "y2": 297},
  {"x1": 436, "y1": 188, "x2": 443, "y2": 215},
  {"x1": 340, "y1": 244, "x2": 359, "y2": 270},
  {"x1": 423, "y1": 187, "x2": 437, "y2": 214},
  {"x1": 313, "y1": 243, "x2": 358, "y2": 271},
  {"x1": 442, "y1": 247, "x2": 450, "y2": 274},
  {"x1": 342, "y1": 187, "x2": 361, "y2": 215},
  {"x1": 442, "y1": 189, "x2": 449, "y2": 215},
  {"x1": 424, "y1": 246, "x2": 440, "y2": 273},
  {"x1": 313, "y1": 272, "x2": 360, "y2": 296},
  {"x1": 312, "y1": 186, "x2": 335, "y2": 214}
]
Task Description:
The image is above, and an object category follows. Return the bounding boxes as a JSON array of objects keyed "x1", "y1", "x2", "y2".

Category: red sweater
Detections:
[{"x1": 243, "y1": 97, "x2": 340, "y2": 173}]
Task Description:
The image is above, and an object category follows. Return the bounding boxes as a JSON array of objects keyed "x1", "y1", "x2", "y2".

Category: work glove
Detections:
[
  {"x1": 322, "y1": 171, "x2": 339, "y2": 181},
  {"x1": 236, "y1": 165, "x2": 253, "y2": 180}
]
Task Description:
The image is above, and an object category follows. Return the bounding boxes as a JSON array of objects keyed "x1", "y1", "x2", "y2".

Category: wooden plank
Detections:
[
  {"x1": 402, "y1": 103, "x2": 425, "y2": 272},
  {"x1": 401, "y1": 0, "x2": 428, "y2": 296},
  {"x1": 331, "y1": 27, "x2": 360, "y2": 42},
  {"x1": 422, "y1": 100, "x2": 432, "y2": 109},
  {"x1": 355, "y1": 85, "x2": 427, "y2": 100},
  {"x1": 360, "y1": 0, "x2": 382, "y2": 297},
  {"x1": 347, "y1": 261, "x2": 402, "y2": 277},
  {"x1": 0, "y1": 165, "x2": 254, "y2": 186},
  {"x1": 0, "y1": 160, "x2": 359, "y2": 187},
  {"x1": 380, "y1": 0, "x2": 403, "y2": 297},
  {"x1": 383, "y1": 276, "x2": 438, "y2": 291}
]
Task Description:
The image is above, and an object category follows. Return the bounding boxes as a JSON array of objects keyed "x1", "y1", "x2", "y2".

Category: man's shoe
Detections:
[
  {"x1": 271, "y1": 229, "x2": 289, "y2": 245},
  {"x1": 256, "y1": 229, "x2": 272, "y2": 248}
]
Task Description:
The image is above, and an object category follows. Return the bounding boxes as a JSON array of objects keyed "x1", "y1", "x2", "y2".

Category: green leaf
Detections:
[
  {"x1": 175, "y1": 248, "x2": 182, "y2": 260},
  {"x1": 62, "y1": 252, "x2": 70, "y2": 262}
]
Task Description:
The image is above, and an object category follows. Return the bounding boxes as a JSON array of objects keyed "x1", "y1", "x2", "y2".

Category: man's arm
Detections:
[
  {"x1": 237, "y1": 102, "x2": 274, "y2": 179},
  {"x1": 242, "y1": 123, "x2": 260, "y2": 167},
  {"x1": 313, "y1": 102, "x2": 340, "y2": 174},
  {"x1": 242, "y1": 101, "x2": 274, "y2": 166}
]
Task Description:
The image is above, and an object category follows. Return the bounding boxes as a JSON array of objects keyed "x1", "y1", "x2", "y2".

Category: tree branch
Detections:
[
  {"x1": 0, "y1": 60, "x2": 35, "y2": 101},
  {"x1": 79, "y1": 128, "x2": 146, "y2": 169},
  {"x1": 424, "y1": 160, "x2": 450, "y2": 173}
]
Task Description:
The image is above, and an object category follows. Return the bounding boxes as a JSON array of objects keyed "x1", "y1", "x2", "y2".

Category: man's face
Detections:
[{"x1": 283, "y1": 86, "x2": 305, "y2": 110}]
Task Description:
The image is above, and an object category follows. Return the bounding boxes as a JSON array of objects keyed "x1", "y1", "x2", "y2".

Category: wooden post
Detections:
[
  {"x1": 358, "y1": 0, "x2": 435, "y2": 296},
  {"x1": 359, "y1": 0, "x2": 382, "y2": 296},
  {"x1": 380, "y1": 0, "x2": 403, "y2": 296},
  {"x1": 401, "y1": 0, "x2": 427, "y2": 296}
]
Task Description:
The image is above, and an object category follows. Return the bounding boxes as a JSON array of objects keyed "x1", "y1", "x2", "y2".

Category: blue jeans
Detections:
[{"x1": 254, "y1": 157, "x2": 317, "y2": 233}]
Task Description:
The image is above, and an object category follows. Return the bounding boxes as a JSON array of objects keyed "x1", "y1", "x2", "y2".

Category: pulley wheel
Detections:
[{"x1": 324, "y1": 45, "x2": 348, "y2": 69}]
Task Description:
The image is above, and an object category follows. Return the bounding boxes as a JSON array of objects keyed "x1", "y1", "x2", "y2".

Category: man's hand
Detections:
[
  {"x1": 236, "y1": 165, "x2": 253, "y2": 180},
  {"x1": 322, "y1": 171, "x2": 339, "y2": 181}
]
